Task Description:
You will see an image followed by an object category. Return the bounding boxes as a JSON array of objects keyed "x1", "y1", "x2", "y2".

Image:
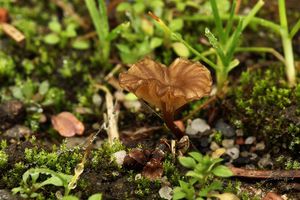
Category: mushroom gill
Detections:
[{"x1": 119, "y1": 58, "x2": 212, "y2": 138}]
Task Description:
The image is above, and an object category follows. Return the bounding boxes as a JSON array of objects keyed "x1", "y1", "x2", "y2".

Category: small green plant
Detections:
[
  {"x1": 0, "y1": 149, "x2": 8, "y2": 168},
  {"x1": 85, "y1": 0, "x2": 129, "y2": 66},
  {"x1": 173, "y1": 152, "x2": 233, "y2": 200},
  {"x1": 150, "y1": 0, "x2": 264, "y2": 92},
  {"x1": 43, "y1": 18, "x2": 89, "y2": 49},
  {"x1": 12, "y1": 168, "x2": 73, "y2": 198}
]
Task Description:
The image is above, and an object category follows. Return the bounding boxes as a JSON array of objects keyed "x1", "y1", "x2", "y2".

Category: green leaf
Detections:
[
  {"x1": 198, "y1": 181, "x2": 222, "y2": 197},
  {"x1": 150, "y1": 37, "x2": 163, "y2": 49},
  {"x1": 178, "y1": 156, "x2": 196, "y2": 168},
  {"x1": 43, "y1": 33, "x2": 60, "y2": 45},
  {"x1": 39, "y1": 81, "x2": 49, "y2": 96},
  {"x1": 62, "y1": 196, "x2": 79, "y2": 200},
  {"x1": 172, "y1": 187, "x2": 186, "y2": 200},
  {"x1": 39, "y1": 176, "x2": 64, "y2": 187},
  {"x1": 88, "y1": 193, "x2": 102, "y2": 200},
  {"x1": 133, "y1": 2, "x2": 145, "y2": 14},
  {"x1": 65, "y1": 24, "x2": 77, "y2": 38},
  {"x1": 172, "y1": 42, "x2": 190, "y2": 58},
  {"x1": 169, "y1": 18, "x2": 183, "y2": 32},
  {"x1": 48, "y1": 20, "x2": 61, "y2": 33},
  {"x1": 116, "y1": 2, "x2": 131, "y2": 12},
  {"x1": 186, "y1": 171, "x2": 203, "y2": 179},
  {"x1": 72, "y1": 39, "x2": 90, "y2": 50},
  {"x1": 205, "y1": 28, "x2": 227, "y2": 66},
  {"x1": 188, "y1": 152, "x2": 203, "y2": 162},
  {"x1": 212, "y1": 165, "x2": 233, "y2": 177}
]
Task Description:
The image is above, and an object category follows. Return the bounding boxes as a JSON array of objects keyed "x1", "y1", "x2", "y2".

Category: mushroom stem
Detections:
[{"x1": 162, "y1": 106, "x2": 185, "y2": 139}]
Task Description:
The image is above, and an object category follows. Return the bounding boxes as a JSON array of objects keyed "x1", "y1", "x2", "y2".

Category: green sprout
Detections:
[
  {"x1": 183, "y1": 0, "x2": 300, "y2": 87},
  {"x1": 173, "y1": 152, "x2": 233, "y2": 200},
  {"x1": 150, "y1": 0, "x2": 264, "y2": 93},
  {"x1": 85, "y1": 0, "x2": 129, "y2": 66}
]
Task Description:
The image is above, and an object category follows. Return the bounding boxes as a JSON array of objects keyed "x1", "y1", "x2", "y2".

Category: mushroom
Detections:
[{"x1": 119, "y1": 58, "x2": 212, "y2": 139}]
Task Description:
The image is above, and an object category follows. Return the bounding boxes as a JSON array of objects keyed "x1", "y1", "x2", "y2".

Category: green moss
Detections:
[
  {"x1": 24, "y1": 145, "x2": 82, "y2": 174},
  {"x1": 0, "y1": 150, "x2": 8, "y2": 168},
  {"x1": 2, "y1": 162, "x2": 27, "y2": 188},
  {"x1": 226, "y1": 66, "x2": 300, "y2": 154}
]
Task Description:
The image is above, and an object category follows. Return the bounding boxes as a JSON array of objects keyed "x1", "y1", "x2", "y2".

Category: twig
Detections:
[
  {"x1": 95, "y1": 84, "x2": 119, "y2": 144},
  {"x1": 230, "y1": 167, "x2": 300, "y2": 179}
]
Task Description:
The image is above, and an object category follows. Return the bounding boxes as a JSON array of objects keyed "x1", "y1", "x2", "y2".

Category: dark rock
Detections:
[
  {"x1": 215, "y1": 119, "x2": 235, "y2": 138},
  {"x1": 200, "y1": 136, "x2": 210, "y2": 148},
  {"x1": 0, "y1": 100, "x2": 25, "y2": 130},
  {"x1": 220, "y1": 154, "x2": 231, "y2": 163},
  {"x1": 232, "y1": 157, "x2": 252, "y2": 167}
]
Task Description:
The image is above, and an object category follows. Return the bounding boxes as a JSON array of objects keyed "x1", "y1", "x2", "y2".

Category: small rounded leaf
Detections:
[
  {"x1": 172, "y1": 42, "x2": 190, "y2": 58},
  {"x1": 51, "y1": 112, "x2": 84, "y2": 137},
  {"x1": 212, "y1": 165, "x2": 233, "y2": 177},
  {"x1": 178, "y1": 156, "x2": 196, "y2": 168}
]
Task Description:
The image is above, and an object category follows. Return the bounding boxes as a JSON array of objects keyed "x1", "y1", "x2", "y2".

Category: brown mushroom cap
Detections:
[{"x1": 119, "y1": 58, "x2": 212, "y2": 112}]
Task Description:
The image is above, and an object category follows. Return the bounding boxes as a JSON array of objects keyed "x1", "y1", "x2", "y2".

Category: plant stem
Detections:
[
  {"x1": 279, "y1": 0, "x2": 296, "y2": 86},
  {"x1": 162, "y1": 105, "x2": 185, "y2": 139},
  {"x1": 85, "y1": 0, "x2": 110, "y2": 64},
  {"x1": 183, "y1": 15, "x2": 281, "y2": 34},
  {"x1": 236, "y1": 47, "x2": 285, "y2": 64}
]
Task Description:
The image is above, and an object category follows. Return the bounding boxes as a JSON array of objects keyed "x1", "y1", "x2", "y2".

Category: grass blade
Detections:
[{"x1": 210, "y1": 0, "x2": 225, "y2": 44}]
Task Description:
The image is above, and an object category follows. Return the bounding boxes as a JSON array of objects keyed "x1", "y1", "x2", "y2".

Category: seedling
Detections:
[
  {"x1": 119, "y1": 58, "x2": 212, "y2": 138},
  {"x1": 85, "y1": 0, "x2": 129, "y2": 65},
  {"x1": 150, "y1": 0, "x2": 264, "y2": 92},
  {"x1": 183, "y1": 0, "x2": 300, "y2": 87},
  {"x1": 173, "y1": 152, "x2": 233, "y2": 200}
]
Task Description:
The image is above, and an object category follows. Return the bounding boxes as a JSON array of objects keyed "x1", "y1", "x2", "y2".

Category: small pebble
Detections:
[
  {"x1": 112, "y1": 150, "x2": 127, "y2": 166},
  {"x1": 240, "y1": 151, "x2": 250, "y2": 157},
  {"x1": 210, "y1": 141, "x2": 220, "y2": 151},
  {"x1": 235, "y1": 129, "x2": 244, "y2": 136},
  {"x1": 186, "y1": 118, "x2": 210, "y2": 135},
  {"x1": 200, "y1": 136, "x2": 210, "y2": 147},
  {"x1": 212, "y1": 148, "x2": 226, "y2": 158},
  {"x1": 222, "y1": 139, "x2": 235, "y2": 148},
  {"x1": 235, "y1": 137, "x2": 244, "y2": 145},
  {"x1": 226, "y1": 147, "x2": 240, "y2": 160},
  {"x1": 3, "y1": 125, "x2": 31, "y2": 139},
  {"x1": 249, "y1": 153, "x2": 258, "y2": 160},
  {"x1": 255, "y1": 142, "x2": 265, "y2": 151},
  {"x1": 258, "y1": 154, "x2": 273, "y2": 168},
  {"x1": 92, "y1": 93, "x2": 102, "y2": 107},
  {"x1": 245, "y1": 136, "x2": 256, "y2": 145},
  {"x1": 232, "y1": 157, "x2": 251, "y2": 167},
  {"x1": 215, "y1": 119, "x2": 235, "y2": 138},
  {"x1": 159, "y1": 186, "x2": 173, "y2": 200}
]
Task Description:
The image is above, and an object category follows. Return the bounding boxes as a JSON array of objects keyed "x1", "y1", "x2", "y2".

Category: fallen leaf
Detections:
[
  {"x1": 142, "y1": 158, "x2": 163, "y2": 180},
  {"x1": 0, "y1": 8, "x2": 8, "y2": 23},
  {"x1": 263, "y1": 192, "x2": 283, "y2": 200},
  {"x1": 51, "y1": 112, "x2": 84, "y2": 137},
  {"x1": 211, "y1": 193, "x2": 240, "y2": 200}
]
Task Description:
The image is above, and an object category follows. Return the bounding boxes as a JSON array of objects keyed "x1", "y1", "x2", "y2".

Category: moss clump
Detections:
[
  {"x1": 225, "y1": 66, "x2": 300, "y2": 155},
  {"x1": 24, "y1": 144, "x2": 82, "y2": 174},
  {"x1": 0, "y1": 150, "x2": 8, "y2": 168}
]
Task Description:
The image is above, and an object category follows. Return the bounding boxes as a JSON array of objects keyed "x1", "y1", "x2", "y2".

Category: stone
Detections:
[
  {"x1": 3, "y1": 125, "x2": 31, "y2": 139},
  {"x1": 245, "y1": 136, "x2": 256, "y2": 145},
  {"x1": 255, "y1": 142, "x2": 265, "y2": 151},
  {"x1": 200, "y1": 136, "x2": 210, "y2": 148},
  {"x1": 215, "y1": 119, "x2": 235, "y2": 138},
  {"x1": 112, "y1": 150, "x2": 127, "y2": 166},
  {"x1": 235, "y1": 137, "x2": 244, "y2": 145},
  {"x1": 0, "y1": 189, "x2": 18, "y2": 200},
  {"x1": 235, "y1": 129, "x2": 244, "y2": 136},
  {"x1": 159, "y1": 186, "x2": 173, "y2": 200},
  {"x1": 258, "y1": 154, "x2": 273, "y2": 168},
  {"x1": 222, "y1": 139, "x2": 235, "y2": 148},
  {"x1": 186, "y1": 118, "x2": 210, "y2": 135},
  {"x1": 232, "y1": 157, "x2": 251, "y2": 167},
  {"x1": 210, "y1": 141, "x2": 220, "y2": 151},
  {"x1": 212, "y1": 148, "x2": 226, "y2": 158},
  {"x1": 226, "y1": 147, "x2": 240, "y2": 160}
]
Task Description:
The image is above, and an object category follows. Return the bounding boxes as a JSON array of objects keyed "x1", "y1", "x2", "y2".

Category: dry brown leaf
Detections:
[
  {"x1": 51, "y1": 112, "x2": 84, "y2": 137},
  {"x1": 0, "y1": 8, "x2": 8, "y2": 23},
  {"x1": 119, "y1": 58, "x2": 212, "y2": 112},
  {"x1": 263, "y1": 192, "x2": 283, "y2": 200}
]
